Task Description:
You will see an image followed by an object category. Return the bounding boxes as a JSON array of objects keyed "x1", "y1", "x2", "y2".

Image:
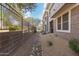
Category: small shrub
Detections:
[
  {"x1": 9, "y1": 26, "x2": 16, "y2": 31},
  {"x1": 47, "y1": 41, "x2": 53, "y2": 46},
  {"x1": 8, "y1": 25, "x2": 21, "y2": 31},
  {"x1": 69, "y1": 39, "x2": 79, "y2": 52}
]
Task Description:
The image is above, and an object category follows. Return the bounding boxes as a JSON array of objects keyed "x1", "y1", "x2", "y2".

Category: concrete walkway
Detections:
[{"x1": 40, "y1": 33, "x2": 78, "y2": 56}]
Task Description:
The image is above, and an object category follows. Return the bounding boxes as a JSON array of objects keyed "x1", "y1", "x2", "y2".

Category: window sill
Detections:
[{"x1": 56, "y1": 30, "x2": 70, "y2": 33}]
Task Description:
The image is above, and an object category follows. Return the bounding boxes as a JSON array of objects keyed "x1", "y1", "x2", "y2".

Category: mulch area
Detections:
[{"x1": 40, "y1": 34, "x2": 79, "y2": 56}]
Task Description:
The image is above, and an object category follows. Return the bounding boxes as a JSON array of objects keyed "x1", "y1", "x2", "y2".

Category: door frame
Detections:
[{"x1": 50, "y1": 20, "x2": 54, "y2": 33}]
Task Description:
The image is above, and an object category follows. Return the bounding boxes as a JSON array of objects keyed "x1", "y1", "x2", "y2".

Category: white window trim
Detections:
[{"x1": 56, "y1": 10, "x2": 71, "y2": 33}]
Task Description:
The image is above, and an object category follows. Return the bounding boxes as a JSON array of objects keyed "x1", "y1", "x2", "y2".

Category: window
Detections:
[
  {"x1": 62, "y1": 12, "x2": 69, "y2": 30},
  {"x1": 56, "y1": 11, "x2": 70, "y2": 32},
  {"x1": 57, "y1": 16, "x2": 61, "y2": 30}
]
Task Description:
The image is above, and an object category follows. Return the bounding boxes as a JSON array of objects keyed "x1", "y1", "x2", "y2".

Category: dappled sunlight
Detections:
[{"x1": 0, "y1": 30, "x2": 9, "y2": 32}]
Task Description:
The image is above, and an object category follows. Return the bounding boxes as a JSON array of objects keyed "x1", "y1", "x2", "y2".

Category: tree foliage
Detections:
[
  {"x1": 17, "y1": 3, "x2": 37, "y2": 13},
  {"x1": 24, "y1": 17, "x2": 40, "y2": 26}
]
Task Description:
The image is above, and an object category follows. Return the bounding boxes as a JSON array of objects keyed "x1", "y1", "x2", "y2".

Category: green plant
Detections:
[
  {"x1": 8, "y1": 26, "x2": 16, "y2": 31},
  {"x1": 8, "y1": 25, "x2": 21, "y2": 31},
  {"x1": 69, "y1": 39, "x2": 79, "y2": 52},
  {"x1": 17, "y1": 3, "x2": 37, "y2": 12},
  {"x1": 14, "y1": 26, "x2": 21, "y2": 30}
]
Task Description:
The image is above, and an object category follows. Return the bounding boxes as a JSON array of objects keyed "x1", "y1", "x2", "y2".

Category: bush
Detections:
[
  {"x1": 69, "y1": 39, "x2": 79, "y2": 52},
  {"x1": 9, "y1": 26, "x2": 16, "y2": 31},
  {"x1": 47, "y1": 41, "x2": 53, "y2": 46},
  {"x1": 8, "y1": 25, "x2": 20, "y2": 31}
]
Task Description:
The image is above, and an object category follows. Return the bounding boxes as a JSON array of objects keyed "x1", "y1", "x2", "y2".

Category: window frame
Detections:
[
  {"x1": 62, "y1": 12, "x2": 69, "y2": 30},
  {"x1": 57, "y1": 16, "x2": 62, "y2": 30},
  {"x1": 56, "y1": 11, "x2": 71, "y2": 33}
]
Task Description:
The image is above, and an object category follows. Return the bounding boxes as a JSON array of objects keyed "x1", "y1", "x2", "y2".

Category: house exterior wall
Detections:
[
  {"x1": 43, "y1": 4, "x2": 54, "y2": 33},
  {"x1": 53, "y1": 5, "x2": 79, "y2": 40},
  {"x1": 43, "y1": 3, "x2": 79, "y2": 40},
  {"x1": 43, "y1": 10, "x2": 49, "y2": 33},
  {"x1": 50, "y1": 3, "x2": 65, "y2": 18}
]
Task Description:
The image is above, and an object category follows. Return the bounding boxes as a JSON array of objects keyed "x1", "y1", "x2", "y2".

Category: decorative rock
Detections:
[{"x1": 31, "y1": 43, "x2": 42, "y2": 56}]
